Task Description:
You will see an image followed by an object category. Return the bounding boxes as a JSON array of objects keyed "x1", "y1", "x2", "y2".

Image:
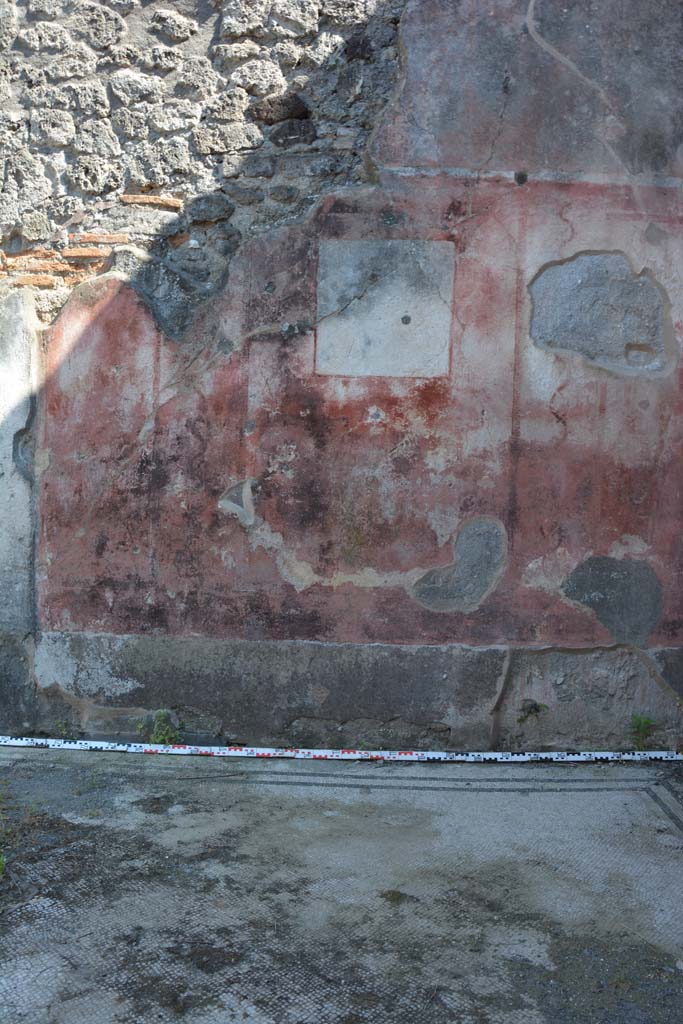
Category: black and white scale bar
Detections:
[{"x1": 0, "y1": 736, "x2": 681, "y2": 763}]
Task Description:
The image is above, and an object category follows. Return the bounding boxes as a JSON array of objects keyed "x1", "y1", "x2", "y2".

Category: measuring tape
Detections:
[{"x1": 0, "y1": 735, "x2": 681, "y2": 762}]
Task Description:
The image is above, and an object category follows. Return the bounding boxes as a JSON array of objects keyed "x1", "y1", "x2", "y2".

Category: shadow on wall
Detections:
[
  {"x1": 3, "y1": 1, "x2": 488, "y2": 745},
  {"x1": 0, "y1": 0, "x2": 405, "y2": 730}
]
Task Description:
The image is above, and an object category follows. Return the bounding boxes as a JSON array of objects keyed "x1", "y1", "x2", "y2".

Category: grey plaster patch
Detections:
[
  {"x1": 644, "y1": 222, "x2": 669, "y2": 246},
  {"x1": 529, "y1": 252, "x2": 672, "y2": 375},
  {"x1": 315, "y1": 239, "x2": 455, "y2": 378},
  {"x1": 0, "y1": 290, "x2": 36, "y2": 633},
  {"x1": 412, "y1": 516, "x2": 507, "y2": 613},
  {"x1": 652, "y1": 649, "x2": 683, "y2": 702},
  {"x1": 562, "y1": 556, "x2": 662, "y2": 646}
]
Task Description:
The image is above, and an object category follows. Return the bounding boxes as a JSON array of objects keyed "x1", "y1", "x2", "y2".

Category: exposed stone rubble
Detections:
[{"x1": 0, "y1": 0, "x2": 407, "y2": 325}]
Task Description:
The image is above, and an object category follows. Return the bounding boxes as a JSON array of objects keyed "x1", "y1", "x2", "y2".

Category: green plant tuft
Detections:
[
  {"x1": 517, "y1": 700, "x2": 549, "y2": 726},
  {"x1": 149, "y1": 710, "x2": 182, "y2": 746},
  {"x1": 630, "y1": 714, "x2": 656, "y2": 751},
  {"x1": 54, "y1": 719, "x2": 76, "y2": 741}
]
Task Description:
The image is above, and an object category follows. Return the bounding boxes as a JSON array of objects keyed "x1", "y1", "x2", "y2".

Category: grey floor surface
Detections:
[{"x1": 0, "y1": 749, "x2": 682, "y2": 1023}]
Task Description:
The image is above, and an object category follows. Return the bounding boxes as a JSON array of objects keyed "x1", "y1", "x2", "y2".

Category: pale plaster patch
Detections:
[
  {"x1": 247, "y1": 518, "x2": 424, "y2": 594},
  {"x1": 608, "y1": 535, "x2": 650, "y2": 559},
  {"x1": 426, "y1": 505, "x2": 463, "y2": 547},
  {"x1": 223, "y1": 484, "x2": 507, "y2": 615},
  {"x1": 522, "y1": 547, "x2": 579, "y2": 595},
  {"x1": 218, "y1": 477, "x2": 256, "y2": 527}
]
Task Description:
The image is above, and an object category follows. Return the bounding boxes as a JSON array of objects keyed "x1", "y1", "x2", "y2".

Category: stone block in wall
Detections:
[
  {"x1": 494, "y1": 648, "x2": 683, "y2": 752},
  {"x1": 32, "y1": 630, "x2": 506, "y2": 749},
  {"x1": 27, "y1": 633, "x2": 683, "y2": 750}
]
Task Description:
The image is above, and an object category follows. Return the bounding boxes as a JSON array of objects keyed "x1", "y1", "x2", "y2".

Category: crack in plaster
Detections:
[
  {"x1": 524, "y1": 0, "x2": 637, "y2": 184},
  {"x1": 525, "y1": 0, "x2": 614, "y2": 112}
]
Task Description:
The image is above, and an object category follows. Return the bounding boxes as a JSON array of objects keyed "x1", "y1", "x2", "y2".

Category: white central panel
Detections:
[{"x1": 315, "y1": 239, "x2": 455, "y2": 378}]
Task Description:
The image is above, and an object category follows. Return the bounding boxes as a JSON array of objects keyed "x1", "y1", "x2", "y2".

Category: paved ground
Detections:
[{"x1": 0, "y1": 749, "x2": 682, "y2": 1024}]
